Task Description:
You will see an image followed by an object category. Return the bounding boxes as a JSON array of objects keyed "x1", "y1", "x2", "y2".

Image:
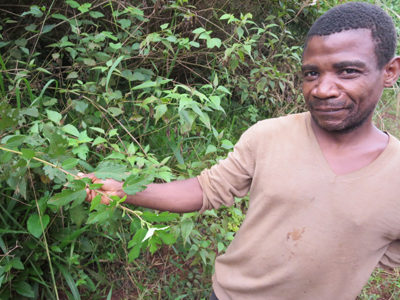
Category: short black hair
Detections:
[{"x1": 305, "y1": 2, "x2": 397, "y2": 69}]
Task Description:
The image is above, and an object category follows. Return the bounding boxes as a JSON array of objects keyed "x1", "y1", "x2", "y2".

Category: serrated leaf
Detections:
[
  {"x1": 78, "y1": 130, "x2": 93, "y2": 143},
  {"x1": 123, "y1": 174, "x2": 153, "y2": 195},
  {"x1": 27, "y1": 214, "x2": 50, "y2": 238},
  {"x1": 72, "y1": 144, "x2": 89, "y2": 160},
  {"x1": 49, "y1": 184, "x2": 86, "y2": 208},
  {"x1": 61, "y1": 158, "x2": 79, "y2": 170},
  {"x1": 63, "y1": 124, "x2": 80, "y2": 137},
  {"x1": 94, "y1": 161, "x2": 127, "y2": 181}
]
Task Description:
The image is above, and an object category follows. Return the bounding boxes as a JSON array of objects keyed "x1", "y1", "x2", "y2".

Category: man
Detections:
[{"x1": 82, "y1": 2, "x2": 400, "y2": 299}]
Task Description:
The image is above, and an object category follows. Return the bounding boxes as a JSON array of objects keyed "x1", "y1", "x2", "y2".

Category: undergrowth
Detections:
[{"x1": 0, "y1": 0, "x2": 398, "y2": 299}]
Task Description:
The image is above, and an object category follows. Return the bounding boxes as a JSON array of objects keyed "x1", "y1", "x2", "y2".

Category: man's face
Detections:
[{"x1": 302, "y1": 29, "x2": 385, "y2": 133}]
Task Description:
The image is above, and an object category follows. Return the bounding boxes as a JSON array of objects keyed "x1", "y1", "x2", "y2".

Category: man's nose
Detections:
[{"x1": 312, "y1": 75, "x2": 340, "y2": 99}]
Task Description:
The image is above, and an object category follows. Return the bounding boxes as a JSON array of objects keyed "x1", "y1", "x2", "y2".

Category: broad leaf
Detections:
[
  {"x1": 94, "y1": 161, "x2": 127, "y2": 181},
  {"x1": 27, "y1": 214, "x2": 50, "y2": 238}
]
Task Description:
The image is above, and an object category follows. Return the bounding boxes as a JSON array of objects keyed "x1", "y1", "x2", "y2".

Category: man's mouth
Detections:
[{"x1": 315, "y1": 107, "x2": 345, "y2": 112}]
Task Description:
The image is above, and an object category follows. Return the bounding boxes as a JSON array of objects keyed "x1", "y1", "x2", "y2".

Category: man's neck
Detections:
[{"x1": 311, "y1": 118, "x2": 389, "y2": 175}]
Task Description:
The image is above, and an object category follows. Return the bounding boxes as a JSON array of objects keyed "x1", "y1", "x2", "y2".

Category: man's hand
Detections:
[
  {"x1": 78, "y1": 173, "x2": 203, "y2": 213},
  {"x1": 78, "y1": 172, "x2": 124, "y2": 205}
]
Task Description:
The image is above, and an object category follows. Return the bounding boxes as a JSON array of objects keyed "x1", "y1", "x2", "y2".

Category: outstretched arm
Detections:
[{"x1": 81, "y1": 173, "x2": 204, "y2": 213}]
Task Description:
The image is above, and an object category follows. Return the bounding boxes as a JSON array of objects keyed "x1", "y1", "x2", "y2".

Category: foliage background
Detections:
[{"x1": 0, "y1": 0, "x2": 399, "y2": 299}]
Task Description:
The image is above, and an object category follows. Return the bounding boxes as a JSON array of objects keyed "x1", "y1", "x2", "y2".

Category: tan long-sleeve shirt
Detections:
[{"x1": 197, "y1": 112, "x2": 400, "y2": 300}]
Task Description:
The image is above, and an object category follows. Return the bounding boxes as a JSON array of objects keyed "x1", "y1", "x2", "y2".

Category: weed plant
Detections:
[{"x1": 0, "y1": 0, "x2": 398, "y2": 299}]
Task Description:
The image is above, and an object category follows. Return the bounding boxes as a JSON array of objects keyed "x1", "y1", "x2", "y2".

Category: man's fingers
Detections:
[{"x1": 78, "y1": 172, "x2": 98, "y2": 183}]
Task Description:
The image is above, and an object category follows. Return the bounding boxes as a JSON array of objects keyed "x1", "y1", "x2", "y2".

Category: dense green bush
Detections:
[{"x1": 0, "y1": 0, "x2": 398, "y2": 299}]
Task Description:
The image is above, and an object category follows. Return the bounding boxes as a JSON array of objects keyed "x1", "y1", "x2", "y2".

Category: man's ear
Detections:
[{"x1": 383, "y1": 56, "x2": 400, "y2": 87}]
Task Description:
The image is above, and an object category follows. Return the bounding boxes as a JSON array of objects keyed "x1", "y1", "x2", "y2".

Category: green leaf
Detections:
[
  {"x1": 90, "y1": 194, "x2": 102, "y2": 212},
  {"x1": 154, "y1": 104, "x2": 167, "y2": 123},
  {"x1": 205, "y1": 144, "x2": 217, "y2": 155},
  {"x1": 109, "y1": 42, "x2": 122, "y2": 50},
  {"x1": 42, "y1": 24, "x2": 55, "y2": 34},
  {"x1": 107, "y1": 107, "x2": 124, "y2": 116},
  {"x1": 123, "y1": 174, "x2": 153, "y2": 195},
  {"x1": 21, "y1": 5, "x2": 43, "y2": 18},
  {"x1": 192, "y1": 28, "x2": 206, "y2": 34},
  {"x1": 70, "y1": 204, "x2": 87, "y2": 227},
  {"x1": 49, "y1": 181, "x2": 86, "y2": 208},
  {"x1": 21, "y1": 148, "x2": 35, "y2": 159},
  {"x1": 53, "y1": 262, "x2": 81, "y2": 300},
  {"x1": 142, "y1": 211, "x2": 179, "y2": 222},
  {"x1": 25, "y1": 24, "x2": 37, "y2": 32},
  {"x1": 218, "y1": 242, "x2": 224, "y2": 253},
  {"x1": 4, "y1": 135, "x2": 27, "y2": 148},
  {"x1": 94, "y1": 161, "x2": 127, "y2": 181},
  {"x1": 67, "y1": 71, "x2": 78, "y2": 79},
  {"x1": 128, "y1": 228, "x2": 147, "y2": 262},
  {"x1": 27, "y1": 214, "x2": 50, "y2": 238},
  {"x1": 52, "y1": 13, "x2": 68, "y2": 21},
  {"x1": 66, "y1": 0, "x2": 80, "y2": 8},
  {"x1": 46, "y1": 109, "x2": 62, "y2": 125},
  {"x1": 132, "y1": 81, "x2": 157, "y2": 90},
  {"x1": 72, "y1": 144, "x2": 89, "y2": 160},
  {"x1": 83, "y1": 58, "x2": 96, "y2": 66},
  {"x1": 142, "y1": 227, "x2": 168, "y2": 242},
  {"x1": 10, "y1": 258, "x2": 24, "y2": 270},
  {"x1": 21, "y1": 107, "x2": 39, "y2": 117},
  {"x1": 92, "y1": 137, "x2": 107, "y2": 146},
  {"x1": 78, "y1": 130, "x2": 93, "y2": 143},
  {"x1": 61, "y1": 158, "x2": 79, "y2": 170},
  {"x1": 78, "y1": 3, "x2": 92, "y2": 13},
  {"x1": 181, "y1": 219, "x2": 194, "y2": 243},
  {"x1": 15, "y1": 282, "x2": 34, "y2": 298},
  {"x1": 63, "y1": 124, "x2": 80, "y2": 137},
  {"x1": 221, "y1": 140, "x2": 234, "y2": 149},
  {"x1": 118, "y1": 19, "x2": 131, "y2": 29},
  {"x1": 158, "y1": 231, "x2": 176, "y2": 245},
  {"x1": 89, "y1": 11, "x2": 104, "y2": 18}
]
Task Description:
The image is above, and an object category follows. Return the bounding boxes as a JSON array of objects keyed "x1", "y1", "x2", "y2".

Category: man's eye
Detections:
[
  {"x1": 342, "y1": 69, "x2": 358, "y2": 75},
  {"x1": 304, "y1": 71, "x2": 318, "y2": 77}
]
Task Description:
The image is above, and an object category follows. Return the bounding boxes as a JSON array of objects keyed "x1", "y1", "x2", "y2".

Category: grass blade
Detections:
[
  {"x1": 106, "y1": 55, "x2": 124, "y2": 93},
  {"x1": 53, "y1": 261, "x2": 81, "y2": 300}
]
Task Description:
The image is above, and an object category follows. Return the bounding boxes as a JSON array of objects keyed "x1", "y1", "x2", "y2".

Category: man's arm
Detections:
[{"x1": 81, "y1": 173, "x2": 203, "y2": 213}]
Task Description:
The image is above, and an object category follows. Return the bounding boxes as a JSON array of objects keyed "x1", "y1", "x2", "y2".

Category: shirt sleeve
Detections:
[
  {"x1": 197, "y1": 126, "x2": 255, "y2": 213},
  {"x1": 377, "y1": 240, "x2": 400, "y2": 269}
]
